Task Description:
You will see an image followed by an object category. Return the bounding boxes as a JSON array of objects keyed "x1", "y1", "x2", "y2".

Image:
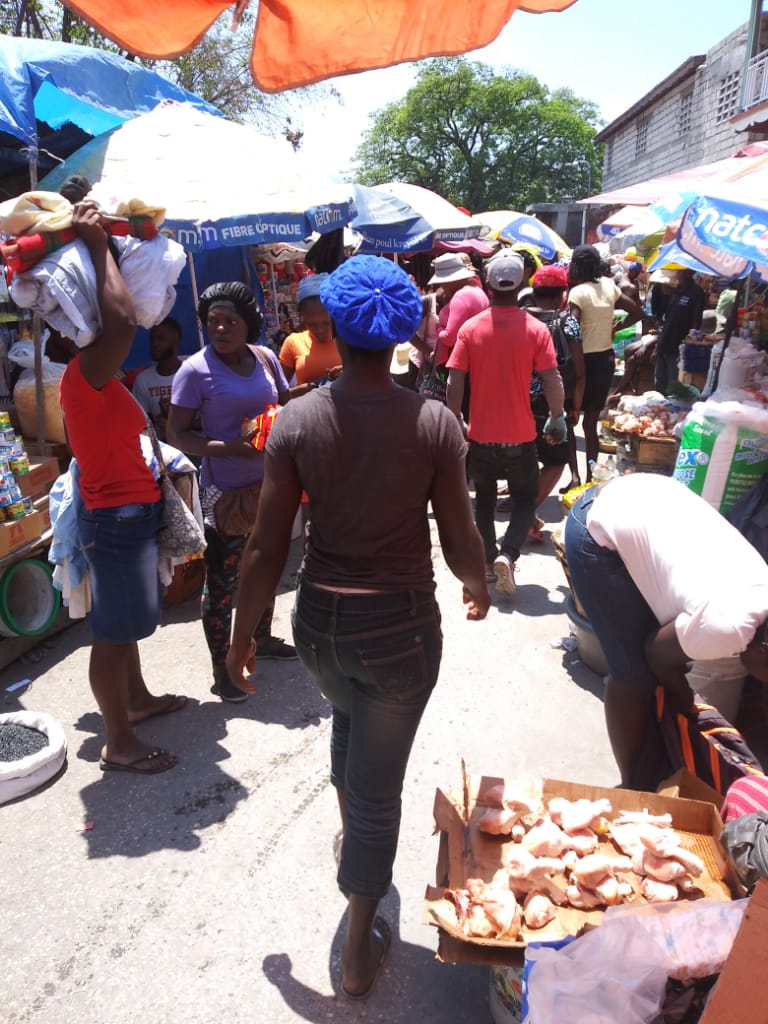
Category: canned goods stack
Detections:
[{"x1": 0, "y1": 415, "x2": 35, "y2": 523}]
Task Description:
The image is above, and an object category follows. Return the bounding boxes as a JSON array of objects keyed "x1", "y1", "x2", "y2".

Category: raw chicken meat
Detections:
[
  {"x1": 666, "y1": 845, "x2": 705, "y2": 878},
  {"x1": 484, "y1": 785, "x2": 539, "y2": 815},
  {"x1": 445, "y1": 877, "x2": 522, "y2": 939},
  {"x1": 613, "y1": 810, "x2": 673, "y2": 828},
  {"x1": 548, "y1": 797, "x2": 612, "y2": 835},
  {"x1": 641, "y1": 852, "x2": 688, "y2": 884},
  {"x1": 506, "y1": 847, "x2": 564, "y2": 881},
  {"x1": 571, "y1": 853, "x2": 633, "y2": 890},
  {"x1": 522, "y1": 816, "x2": 568, "y2": 857},
  {"x1": 638, "y1": 824, "x2": 681, "y2": 858},
  {"x1": 562, "y1": 828, "x2": 599, "y2": 856},
  {"x1": 479, "y1": 807, "x2": 519, "y2": 835},
  {"x1": 594, "y1": 874, "x2": 621, "y2": 906},
  {"x1": 523, "y1": 892, "x2": 556, "y2": 929},
  {"x1": 565, "y1": 882, "x2": 604, "y2": 909},
  {"x1": 641, "y1": 878, "x2": 679, "y2": 903}
]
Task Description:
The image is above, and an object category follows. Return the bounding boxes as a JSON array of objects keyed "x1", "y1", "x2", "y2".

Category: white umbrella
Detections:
[{"x1": 39, "y1": 101, "x2": 354, "y2": 253}]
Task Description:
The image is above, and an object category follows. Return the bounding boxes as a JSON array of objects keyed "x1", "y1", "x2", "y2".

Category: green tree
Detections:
[{"x1": 354, "y1": 57, "x2": 603, "y2": 212}]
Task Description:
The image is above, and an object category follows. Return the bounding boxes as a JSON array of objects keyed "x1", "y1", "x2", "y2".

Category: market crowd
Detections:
[{"x1": 48, "y1": 203, "x2": 768, "y2": 1001}]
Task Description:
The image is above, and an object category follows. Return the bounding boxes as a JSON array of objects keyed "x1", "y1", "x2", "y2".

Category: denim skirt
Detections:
[{"x1": 78, "y1": 501, "x2": 163, "y2": 644}]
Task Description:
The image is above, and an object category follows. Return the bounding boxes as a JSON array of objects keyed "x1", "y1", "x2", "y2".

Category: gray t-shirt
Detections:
[{"x1": 267, "y1": 384, "x2": 467, "y2": 591}]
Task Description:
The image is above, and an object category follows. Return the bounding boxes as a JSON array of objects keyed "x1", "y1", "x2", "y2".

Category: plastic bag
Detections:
[
  {"x1": 9, "y1": 341, "x2": 67, "y2": 443},
  {"x1": 525, "y1": 899, "x2": 746, "y2": 1024},
  {"x1": 673, "y1": 398, "x2": 768, "y2": 513}
]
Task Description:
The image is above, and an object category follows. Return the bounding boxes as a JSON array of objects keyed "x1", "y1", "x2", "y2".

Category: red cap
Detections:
[{"x1": 532, "y1": 265, "x2": 568, "y2": 289}]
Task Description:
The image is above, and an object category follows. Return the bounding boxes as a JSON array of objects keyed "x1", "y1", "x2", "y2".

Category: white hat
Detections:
[
  {"x1": 486, "y1": 250, "x2": 525, "y2": 292},
  {"x1": 428, "y1": 252, "x2": 475, "y2": 286}
]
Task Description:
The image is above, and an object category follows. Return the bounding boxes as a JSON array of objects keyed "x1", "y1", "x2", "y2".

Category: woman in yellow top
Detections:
[
  {"x1": 567, "y1": 245, "x2": 642, "y2": 486},
  {"x1": 279, "y1": 274, "x2": 343, "y2": 395}
]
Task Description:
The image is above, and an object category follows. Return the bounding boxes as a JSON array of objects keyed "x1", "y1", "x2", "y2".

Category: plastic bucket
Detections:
[
  {"x1": 565, "y1": 594, "x2": 609, "y2": 677},
  {"x1": 0, "y1": 559, "x2": 60, "y2": 638},
  {"x1": 686, "y1": 658, "x2": 747, "y2": 724}
]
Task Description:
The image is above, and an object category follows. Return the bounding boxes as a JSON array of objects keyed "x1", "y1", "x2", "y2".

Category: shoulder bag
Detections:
[
  {"x1": 419, "y1": 337, "x2": 448, "y2": 404},
  {"x1": 146, "y1": 421, "x2": 207, "y2": 559}
]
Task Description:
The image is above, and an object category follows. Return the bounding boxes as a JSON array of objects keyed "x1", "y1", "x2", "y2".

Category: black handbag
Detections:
[{"x1": 419, "y1": 340, "x2": 448, "y2": 404}]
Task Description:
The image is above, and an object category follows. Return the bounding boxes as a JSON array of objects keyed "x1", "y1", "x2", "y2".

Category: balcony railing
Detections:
[{"x1": 744, "y1": 48, "x2": 768, "y2": 108}]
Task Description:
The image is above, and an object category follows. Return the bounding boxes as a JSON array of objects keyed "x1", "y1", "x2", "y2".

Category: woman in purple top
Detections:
[{"x1": 167, "y1": 282, "x2": 297, "y2": 702}]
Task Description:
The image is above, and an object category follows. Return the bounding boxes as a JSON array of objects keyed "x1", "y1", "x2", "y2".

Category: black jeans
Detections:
[
  {"x1": 468, "y1": 440, "x2": 540, "y2": 564},
  {"x1": 291, "y1": 580, "x2": 442, "y2": 899}
]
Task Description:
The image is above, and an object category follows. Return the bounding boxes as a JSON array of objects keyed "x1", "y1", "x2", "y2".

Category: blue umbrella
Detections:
[
  {"x1": 677, "y1": 189, "x2": 768, "y2": 282},
  {"x1": 351, "y1": 182, "x2": 484, "y2": 253},
  {"x1": 497, "y1": 213, "x2": 570, "y2": 261}
]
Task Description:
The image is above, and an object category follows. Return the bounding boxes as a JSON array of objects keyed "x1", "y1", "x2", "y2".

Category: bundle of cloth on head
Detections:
[
  {"x1": 0, "y1": 190, "x2": 185, "y2": 348},
  {"x1": 319, "y1": 256, "x2": 422, "y2": 350},
  {"x1": 296, "y1": 273, "x2": 329, "y2": 305}
]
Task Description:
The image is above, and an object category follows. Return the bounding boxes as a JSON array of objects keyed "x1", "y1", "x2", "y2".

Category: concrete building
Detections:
[{"x1": 596, "y1": 8, "x2": 768, "y2": 192}]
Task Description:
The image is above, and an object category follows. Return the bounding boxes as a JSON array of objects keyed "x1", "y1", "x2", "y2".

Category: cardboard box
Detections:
[
  {"x1": 15, "y1": 456, "x2": 60, "y2": 500},
  {"x1": 425, "y1": 770, "x2": 736, "y2": 966},
  {"x1": 33, "y1": 493, "x2": 50, "y2": 532},
  {"x1": 700, "y1": 879, "x2": 768, "y2": 1024},
  {"x1": 657, "y1": 768, "x2": 724, "y2": 811},
  {"x1": 0, "y1": 509, "x2": 44, "y2": 558}
]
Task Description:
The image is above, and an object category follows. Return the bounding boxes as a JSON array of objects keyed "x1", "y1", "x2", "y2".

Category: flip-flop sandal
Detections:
[
  {"x1": 128, "y1": 694, "x2": 187, "y2": 724},
  {"x1": 333, "y1": 829, "x2": 343, "y2": 870},
  {"x1": 99, "y1": 748, "x2": 177, "y2": 774},
  {"x1": 341, "y1": 917, "x2": 391, "y2": 1001}
]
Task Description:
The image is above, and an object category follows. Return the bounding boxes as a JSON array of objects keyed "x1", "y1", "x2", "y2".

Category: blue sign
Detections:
[{"x1": 678, "y1": 193, "x2": 768, "y2": 282}]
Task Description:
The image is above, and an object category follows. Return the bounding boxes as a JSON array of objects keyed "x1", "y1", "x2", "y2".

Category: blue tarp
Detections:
[{"x1": 0, "y1": 36, "x2": 220, "y2": 149}]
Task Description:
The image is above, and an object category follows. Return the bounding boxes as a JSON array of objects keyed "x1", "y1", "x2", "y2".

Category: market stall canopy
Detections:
[
  {"x1": 39, "y1": 101, "x2": 353, "y2": 253},
  {"x1": 474, "y1": 209, "x2": 570, "y2": 261},
  {"x1": 351, "y1": 182, "x2": 486, "y2": 254},
  {"x1": 0, "y1": 36, "x2": 219, "y2": 182},
  {"x1": 645, "y1": 240, "x2": 721, "y2": 277},
  {"x1": 605, "y1": 192, "x2": 699, "y2": 256},
  {"x1": 61, "y1": 0, "x2": 578, "y2": 93},
  {"x1": 676, "y1": 187, "x2": 768, "y2": 283},
  {"x1": 581, "y1": 142, "x2": 768, "y2": 206},
  {"x1": 596, "y1": 205, "x2": 652, "y2": 241}
]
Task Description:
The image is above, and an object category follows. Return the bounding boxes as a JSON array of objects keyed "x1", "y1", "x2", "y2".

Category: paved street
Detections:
[{"x1": 3, "y1": 491, "x2": 618, "y2": 1024}]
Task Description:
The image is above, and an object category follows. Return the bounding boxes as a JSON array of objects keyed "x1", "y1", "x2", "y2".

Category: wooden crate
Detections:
[
  {"x1": 163, "y1": 558, "x2": 205, "y2": 606},
  {"x1": 629, "y1": 433, "x2": 679, "y2": 468}
]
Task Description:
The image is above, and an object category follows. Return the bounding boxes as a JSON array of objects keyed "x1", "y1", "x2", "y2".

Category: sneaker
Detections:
[
  {"x1": 254, "y1": 636, "x2": 298, "y2": 661},
  {"x1": 493, "y1": 553, "x2": 517, "y2": 596},
  {"x1": 210, "y1": 669, "x2": 249, "y2": 703}
]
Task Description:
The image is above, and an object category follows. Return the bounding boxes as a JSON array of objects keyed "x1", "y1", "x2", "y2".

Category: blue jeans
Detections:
[
  {"x1": 291, "y1": 580, "x2": 442, "y2": 899},
  {"x1": 564, "y1": 489, "x2": 659, "y2": 689},
  {"x1": 468, "y1": 440, "x2": 539, "y2": 564}
]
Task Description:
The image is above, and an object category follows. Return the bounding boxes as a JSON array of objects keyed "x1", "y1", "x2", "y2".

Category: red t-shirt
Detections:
[
  {"x1": 60, "y1": 357, "x2": 161, "y2": 510},
  {"x1": 447, "y1": 306, "x2": 557, "y2": 444}
]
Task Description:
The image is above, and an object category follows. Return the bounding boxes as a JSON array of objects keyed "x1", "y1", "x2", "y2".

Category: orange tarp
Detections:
[{"x1": 63, "y1": 0, "x2": 577, "y2": 93}]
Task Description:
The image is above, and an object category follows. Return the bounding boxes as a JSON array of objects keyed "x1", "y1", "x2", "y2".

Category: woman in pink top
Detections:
[{"x1": 426, "y1": 253, "x2": 489, "y2": 414}]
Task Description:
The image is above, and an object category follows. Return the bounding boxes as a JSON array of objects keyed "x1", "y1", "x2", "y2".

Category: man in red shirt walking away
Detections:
[{"x1": 447, "y1": 251, "x2": 566, "y2": 597}]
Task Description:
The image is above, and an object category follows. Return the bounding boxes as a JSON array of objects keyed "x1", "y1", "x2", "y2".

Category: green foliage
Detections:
[{"x1": 354, "y1": 57, "x2": 603, "y2": 212}]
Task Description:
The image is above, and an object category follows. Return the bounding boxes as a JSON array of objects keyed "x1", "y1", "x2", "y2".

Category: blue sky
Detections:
[{"x1": 296, "y1": 0, "x2": 751, "y2": 179}]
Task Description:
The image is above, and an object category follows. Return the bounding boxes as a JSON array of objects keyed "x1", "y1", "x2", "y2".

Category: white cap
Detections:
[{"x1": 486, "y1": 250, "x2": 525, "y2": 292}]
